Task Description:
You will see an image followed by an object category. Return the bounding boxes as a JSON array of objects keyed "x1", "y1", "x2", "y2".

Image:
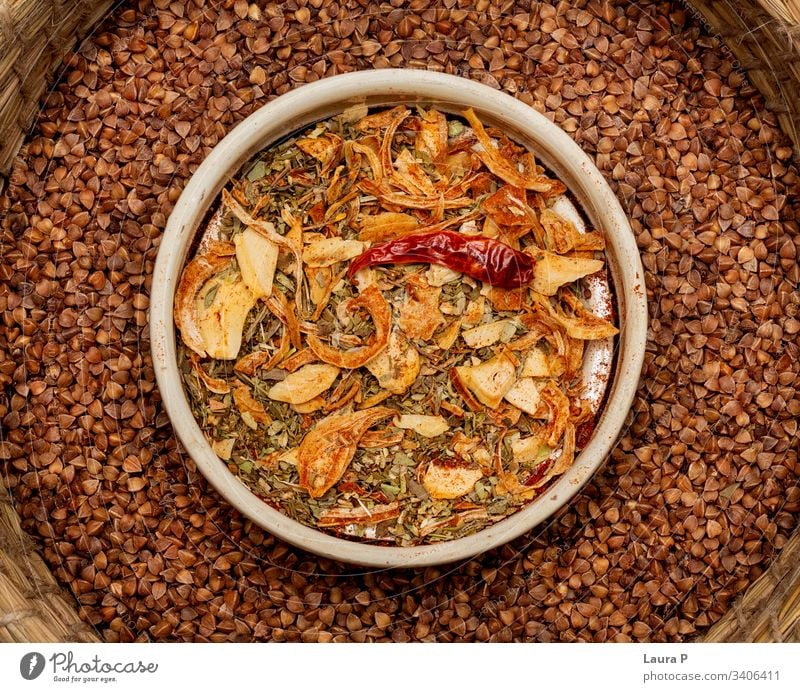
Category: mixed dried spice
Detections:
[{"x1": 174, "y1": 104, "x2": 619, "y2": 546}]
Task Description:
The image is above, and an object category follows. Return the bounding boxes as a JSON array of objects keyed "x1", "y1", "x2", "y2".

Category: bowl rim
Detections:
[{"x1": 150, "y1": 68, "x2": 647, "y2": 568}]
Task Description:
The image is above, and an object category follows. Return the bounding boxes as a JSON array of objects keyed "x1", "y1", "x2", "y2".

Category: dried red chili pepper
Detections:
[{"x1": 347, "y1": 230, "x2": 535, "y2": 288}]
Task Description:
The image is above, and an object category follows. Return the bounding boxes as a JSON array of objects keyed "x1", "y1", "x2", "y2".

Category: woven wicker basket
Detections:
[{"x1": 0, "y1": 0, "x2": 798, "y2": 643}]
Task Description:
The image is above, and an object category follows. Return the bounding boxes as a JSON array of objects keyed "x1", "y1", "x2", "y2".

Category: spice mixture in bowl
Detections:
[{"x1": 151, "y1": 69, "x2": 647, "y2": 567}]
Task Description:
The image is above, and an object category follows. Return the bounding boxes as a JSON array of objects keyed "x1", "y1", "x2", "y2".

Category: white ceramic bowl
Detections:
[{"x1": 150, "y1": 69, "x2": 647, "y2": 568}]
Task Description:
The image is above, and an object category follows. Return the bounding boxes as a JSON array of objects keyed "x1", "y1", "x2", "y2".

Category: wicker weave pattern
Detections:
[
  {"x1": 0, "y1": 483, "x2": 99, "y2": 642},
  {"x1": 687, "y1": 0, "x2": 800, "y2": 158},
  {"x1": 0, "y1": 0, "x2": 115, "y2": 175},
  {"x1": 759, "y1": 0, "x2": 800, "y2": 48},
  {"x1": 704, "y1": 530, "x2": 800, "y2": 641}
]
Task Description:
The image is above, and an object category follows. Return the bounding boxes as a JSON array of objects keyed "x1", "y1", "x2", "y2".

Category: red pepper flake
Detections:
[
  {"x1": 575, "y1": 419, "x2": 596, "y2": 449},
  {"x1": 523, "y1": 459, "x2": 552, "y2": 487}
]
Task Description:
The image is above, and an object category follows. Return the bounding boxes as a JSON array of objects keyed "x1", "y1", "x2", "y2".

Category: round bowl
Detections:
[{"x1": 150, "y1": 69, "x2": 647, "y2": 568}]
